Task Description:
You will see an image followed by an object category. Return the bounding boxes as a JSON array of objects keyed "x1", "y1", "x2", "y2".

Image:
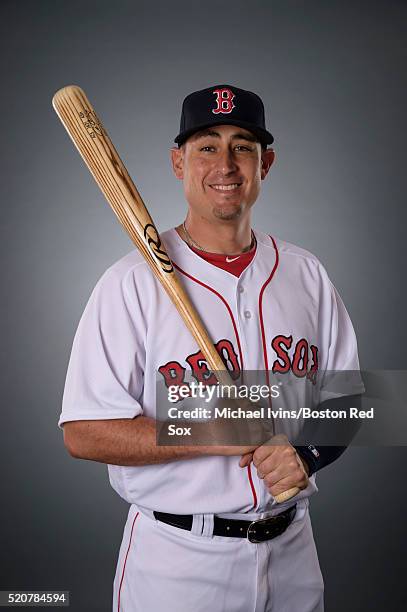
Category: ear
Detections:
[
  {"x1": 171, "y1": 146, "x2": 184, "y2": 179},
  {"x1": 260, "y1": 148, "x2": 275, "y2": 180}
]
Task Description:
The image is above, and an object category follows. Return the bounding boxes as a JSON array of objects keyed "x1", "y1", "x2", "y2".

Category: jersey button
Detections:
[
  {"x1": 238, "y1": 286, "x2": 244, "y2": 293},
  {"x1": 244, "y1": 310, "x2": 252, "y2": 319}
]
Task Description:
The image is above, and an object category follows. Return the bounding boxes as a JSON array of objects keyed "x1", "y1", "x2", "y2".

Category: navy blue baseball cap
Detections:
[{"x1": 174, "y1": 84, "x2": 274, "y2": 147}]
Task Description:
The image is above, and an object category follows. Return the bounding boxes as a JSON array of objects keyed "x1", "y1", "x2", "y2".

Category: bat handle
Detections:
[{"x1": 274, "y1": 487, "x2": 300, "y2": 504}]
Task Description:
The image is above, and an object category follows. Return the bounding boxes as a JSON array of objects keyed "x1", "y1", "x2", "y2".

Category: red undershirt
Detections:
[{"x1": 188, "y1": 242, "x2": 257, "y2": 277}]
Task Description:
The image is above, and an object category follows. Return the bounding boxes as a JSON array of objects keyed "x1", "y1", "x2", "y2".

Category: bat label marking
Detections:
[
  {"x1": 79, "y1": 109, "x2": 104, "y2": 139},
  {"x1": 144, "y1": 223, "x2": 174, "y2": 273}
]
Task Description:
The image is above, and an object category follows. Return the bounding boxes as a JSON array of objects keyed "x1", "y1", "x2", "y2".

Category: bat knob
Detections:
[{"x1": 274, "y1": 486, "x2": 300, "y2": 504}]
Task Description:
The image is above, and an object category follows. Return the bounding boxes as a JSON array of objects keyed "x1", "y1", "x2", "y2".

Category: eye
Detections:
[
  {"x1": 234, "y1": 144, "x2": 252, "y2": 152},
  {"x1": 200, "y1": 145, "x2": 216, "y2": 152}
]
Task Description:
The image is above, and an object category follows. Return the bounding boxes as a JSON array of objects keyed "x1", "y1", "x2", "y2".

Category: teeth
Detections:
[{"x1": 211, "y1": 184, "x2": 240, "y2": 191}]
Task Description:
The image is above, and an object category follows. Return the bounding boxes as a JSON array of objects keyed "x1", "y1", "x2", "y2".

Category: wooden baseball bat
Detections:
[{"x1": 52, "y1": 85, "x2": 299, "y2": 504}]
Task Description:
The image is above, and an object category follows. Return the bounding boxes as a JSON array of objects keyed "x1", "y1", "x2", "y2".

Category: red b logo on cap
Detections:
[{"x1": 212, "y1": 88, "x2": 235, "y2": 114}]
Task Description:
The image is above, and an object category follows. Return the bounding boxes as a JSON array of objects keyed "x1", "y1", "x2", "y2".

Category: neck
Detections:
[{"x1": 178, "y1": 215, "x2": 254, "y2": 255}]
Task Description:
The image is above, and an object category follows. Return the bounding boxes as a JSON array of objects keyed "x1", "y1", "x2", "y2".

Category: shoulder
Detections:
[
  {"x1": 255, "y1": 230, "x2": 332, "y2": 287},
  {"x1": 91, "y1": 227, "x2": 179, "y2": 297},
  {"x1": 93, "y1": 249, "x2": 147, "y2": 295},
  {"x1": 255, "y1": 230, "x2": 323, "y2": 266}
]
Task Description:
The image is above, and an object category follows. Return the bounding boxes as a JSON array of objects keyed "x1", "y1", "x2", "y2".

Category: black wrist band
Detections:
[{"x1": 295, "y1": 445, "x2": 348, "y2": 477}]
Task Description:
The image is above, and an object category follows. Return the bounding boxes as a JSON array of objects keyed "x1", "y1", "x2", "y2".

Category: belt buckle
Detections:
[{"x1": 247, "y1": 515, "x2": 286, "y2": 544}]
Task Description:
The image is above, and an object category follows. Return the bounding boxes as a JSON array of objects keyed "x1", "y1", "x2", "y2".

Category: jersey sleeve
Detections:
[
  {"x1": 318, "y1": 267, "x2": 365, "y2": 404},
  {"x1": 58, "y1": 266, "x2": 145, "y2": 428}
]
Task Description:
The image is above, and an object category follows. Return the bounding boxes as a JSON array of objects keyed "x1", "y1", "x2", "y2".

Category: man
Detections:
[{"x1": 59, "y1": 85, "x2": 364, "y2": 611}]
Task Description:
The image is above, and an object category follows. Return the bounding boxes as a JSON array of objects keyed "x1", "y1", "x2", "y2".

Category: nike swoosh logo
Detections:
[{"x1": 226, "y1": 256, "x2": 240, "y2": 263}]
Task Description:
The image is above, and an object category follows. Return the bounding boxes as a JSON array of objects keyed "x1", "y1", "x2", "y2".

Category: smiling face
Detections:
[{"x1": 171, "y1": 125, "x2": 275, "y2": 226}]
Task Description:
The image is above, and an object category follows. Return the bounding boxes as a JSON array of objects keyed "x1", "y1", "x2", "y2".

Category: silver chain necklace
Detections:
[{"x1": 182, "y1": 221, "x2": 256, "y2": 255}]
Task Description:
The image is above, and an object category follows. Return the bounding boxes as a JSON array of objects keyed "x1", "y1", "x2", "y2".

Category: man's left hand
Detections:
[{"x1": 239, "y1": 434, "x2": 309, "y2": 498}]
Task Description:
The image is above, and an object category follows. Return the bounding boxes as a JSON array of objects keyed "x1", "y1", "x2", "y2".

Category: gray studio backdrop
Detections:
[{"x1": 1, "y1": 1, "x2": 406, "y2": 611}]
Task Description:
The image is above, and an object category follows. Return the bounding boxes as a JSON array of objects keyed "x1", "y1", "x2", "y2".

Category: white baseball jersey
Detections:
[{"x1": 59, "y1": 228, "x2": 363, "y2": 516}]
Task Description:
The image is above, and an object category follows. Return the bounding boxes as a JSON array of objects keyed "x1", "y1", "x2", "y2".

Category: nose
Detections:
[{"x1": 216, "y1": 147, "x2": 238, "y2": 174}]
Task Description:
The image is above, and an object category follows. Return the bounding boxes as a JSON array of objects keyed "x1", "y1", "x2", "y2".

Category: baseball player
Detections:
[{"x1": 59, "y1": 84, "x2": 364, "y2": 611}]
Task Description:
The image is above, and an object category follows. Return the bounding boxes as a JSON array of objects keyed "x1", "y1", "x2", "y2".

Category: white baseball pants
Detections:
[{"x1": 113, "y1": 503, "x2": 324, "y2": 612}]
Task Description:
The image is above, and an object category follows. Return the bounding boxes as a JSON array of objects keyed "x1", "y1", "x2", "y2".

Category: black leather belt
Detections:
[{"x1": 153, "y1": 504, "x2": 297, "y2": 543}]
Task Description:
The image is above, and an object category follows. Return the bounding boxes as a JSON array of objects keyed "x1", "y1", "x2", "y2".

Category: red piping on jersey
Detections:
[
  {"x1": 117, "y1": 511, "x2": 139, "y2": 611},
  {"x1": 258, "y1": 236, "x2": 280, "y2": 405},
  {"x1": 247, "y1": 463, "x2": 257, "y2": 508},
  {"x1": 173, "y1": 263, "x2": 244, "y2": 371},
  {"x1": 173, "y1": 263, "x2": 259, "y2": 508}
]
